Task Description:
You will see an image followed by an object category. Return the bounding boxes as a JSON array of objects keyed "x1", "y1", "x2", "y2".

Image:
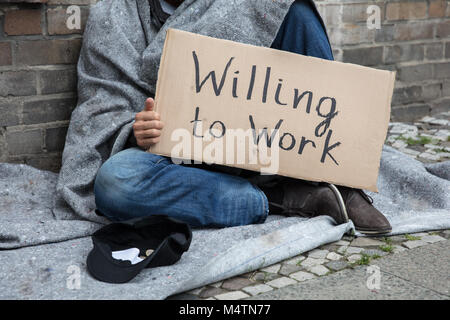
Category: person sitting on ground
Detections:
[{"x1": 60, "y1": 0, "x2": 392, "y2": 235}]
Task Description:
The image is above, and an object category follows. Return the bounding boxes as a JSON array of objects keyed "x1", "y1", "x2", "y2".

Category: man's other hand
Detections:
[{"x1": 133, "y1": 98, "x2": 164, "y2": 150}]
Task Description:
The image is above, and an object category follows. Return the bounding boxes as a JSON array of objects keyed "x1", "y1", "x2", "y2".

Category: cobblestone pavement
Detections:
[{"x1": 169, "y1": 112, "x2": 450, "y2": 300}]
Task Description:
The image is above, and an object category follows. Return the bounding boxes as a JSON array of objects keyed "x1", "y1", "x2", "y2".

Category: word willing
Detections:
[{"x1": 191, "y1": 51, "x2": 342, "y2": 166}]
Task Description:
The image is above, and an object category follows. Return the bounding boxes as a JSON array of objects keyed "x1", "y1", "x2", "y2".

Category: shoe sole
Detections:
[
  {"x1": 327, "y1": 184, "x2": 349, "y2": 224},
  {"x1": 356, "y1": 227, "x2": 392, "y2": 235}
]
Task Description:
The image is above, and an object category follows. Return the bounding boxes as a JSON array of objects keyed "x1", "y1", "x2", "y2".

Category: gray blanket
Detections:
[{"x1": 1, "y1": 0, "x2": 449, "y2": 299}]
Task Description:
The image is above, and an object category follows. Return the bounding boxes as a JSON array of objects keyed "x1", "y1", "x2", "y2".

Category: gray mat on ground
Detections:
[{"x1": 1, "y1": 146, "x2": 449, "y2": 299}]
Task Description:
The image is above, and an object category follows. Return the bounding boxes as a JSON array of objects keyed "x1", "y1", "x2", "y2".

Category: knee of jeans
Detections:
[
  {"x1": 94, "y1": 160, "x2": 119, "y2": 204},
  {"x1": 94, "y1": 159, "x2": 116, "y2": 195},
  {"x1": 93, "y1": 157, "x2": 139, "y2": 218},
  {"x1": 218, "y1": 184, "x2": 267, "y2": 225}
]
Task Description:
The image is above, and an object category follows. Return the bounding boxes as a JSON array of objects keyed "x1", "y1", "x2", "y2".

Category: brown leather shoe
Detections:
[
  {"x1": 274, "y1": 180, "x2": 349, "y2": 225},
  {"x1": 337, "y1": 187, "x2": 392, "y2": 235}
]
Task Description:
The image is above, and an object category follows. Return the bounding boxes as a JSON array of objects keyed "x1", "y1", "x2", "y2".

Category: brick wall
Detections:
[
  {"x1": 0, "y1": 0, "x2": 93, "y2": 172},
  {"x1": 316, "y1": 0, "x2": 450, "y2": 121},
  {"x1": 0, "y1": 0, "x2": 449, "y2": 172}
]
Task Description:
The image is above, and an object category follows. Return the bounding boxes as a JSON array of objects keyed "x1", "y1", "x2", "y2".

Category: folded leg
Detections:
[{"x1": 94, "y1": 148, "x2": 268, "y2": 227}]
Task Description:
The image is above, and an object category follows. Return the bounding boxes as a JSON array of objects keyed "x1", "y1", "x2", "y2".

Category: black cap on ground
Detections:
[{"x1": 86, "y1": 215, "x2": 192, "y2": 283}]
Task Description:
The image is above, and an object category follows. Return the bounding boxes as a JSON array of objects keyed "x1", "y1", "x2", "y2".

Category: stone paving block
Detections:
[
  {"x1": 420, "y1": 116, "x2": 435, "y2": 123},
  {"x1": 300, "y1": 257, "x2": 328, "y2": 268},
  {"x1": 251, "y1": 272, "x2": 278, "y2": 282},
  {"x1": 199, "y1": 287, "x2": 227, "y2": 298},
  {"x1": 290, "y1": 271, "x2": 317, "y2": 282},
  {"x1": 284, "y1": 255, "x2": 305, "y2": 265},
  {"x1": 401, "y1": 148, "x2": 421, "y2": 156},
  {"x1": 215, "y1": 291, "x2": 250, "y2": 300},
  {"x1": 266, "y1": 276, "x2": 297, "y2": 289},
  {"x1": 326, "y1": 252, "x2": 343, "y2": 261},
  {"x1": 242, "y1": 284, "x2": 273, "y2": 296},
  {"x1": 421, "y1": 235, "x2": 446, "y2": 243},
  {"x1": 221, "y1": 277, "x2": 253, "y2": 291},
  {"x1": 392, "y1": 245, "x2": 407, "y2": 253},
  {"x1": 392, "y1": 140, "x2": 408, "y2": 149},
  {"x1": 188, "y1": 287, "x2": 203, "y2": 295},
  {"x1": 326, "y1": 260, "x2": 348, "y2": 271},
  {"x1": 307, "y1": 265, "x2": 330, "y2": 276},
  {"x1": 260, "y1": 263, "x2": 281, "y2": 274},
  {"x1": 307, "y1": 249, "x2": 329, "y2": 259},
  {"x1": 419, "y1": 152, "x2": 440, "y2": 161},
  {"x1": 347, "y1": 254, "x2": 362, "y2": 263},
  {"x1": 279, "y1": 264, "x2": 303, "y2": 276},
  {"x1": 345, "y1": 246, "x2": 364, "y2": 255},
  {"x1": 390, "y1": 123, "x2": 418, "y2": 135},
  {"x1": 388, "y1": 235, "x2": 410, "y2": 243},
  {"x1": 337, "y1": 245, "x2": 348, "y2": 254},
  {"x1": 334, "y1": 240, "x2": 350, "y2": 246},
  {"x1": 210, "y1": 281, "x2": 223, "y2": 288},
  {"x1": 403, "y1": 240, "x2": 428, "y2": 249},
  {"x1": 350, "y1": 237, "x2": 385, "y2": 247},
  {"x1": 361, "y1": 249, "x2": 388, "y2": 257}
]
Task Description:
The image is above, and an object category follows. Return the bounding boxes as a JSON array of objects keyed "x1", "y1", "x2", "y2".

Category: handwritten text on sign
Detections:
[
  {"x1": 191, "y1": 50, "x2": 341, "y2": 166},
  {"x1": 151, "y1": 29, "x2": 395, "y2": 191}
]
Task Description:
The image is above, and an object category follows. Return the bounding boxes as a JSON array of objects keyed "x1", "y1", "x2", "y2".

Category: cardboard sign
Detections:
[{"x1": 150, "y1": 28, "x2": 395, "y2": 192}]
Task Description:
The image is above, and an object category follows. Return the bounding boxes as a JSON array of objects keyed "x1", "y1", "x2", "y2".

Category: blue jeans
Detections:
[{"x1": 94, "y1": 0, "x2": 334, "y2": 228}]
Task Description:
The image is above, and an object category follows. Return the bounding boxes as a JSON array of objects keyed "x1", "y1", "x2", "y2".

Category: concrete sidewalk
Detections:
[{"x1": 246, "y1": 239, "x2": 449, "y2": 300}]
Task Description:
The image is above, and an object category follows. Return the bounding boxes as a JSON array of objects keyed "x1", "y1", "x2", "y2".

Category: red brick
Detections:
[
  {"x1": 385, "y1": 44, "x2": 424, "y2": 64},
  {"x1": 436, "y1": 21, "x2": 450, "y2": 39},
  {"x1": 431, "y1": 97, "x2": 450, "y2": 115},
  {"x1": 394, "y1": 22, "x2": 434, "y2": 41},
  {"x1": 22, "y1": 97, "x2": 77, "y2": 124},
  {"x1": 45, "y1": 126, "x2": 68, "y2": 152},
  {"x1": 16, "y1": 39, "x2": 82, "y2": 65},
  {"x1": 39, "y1": 68, "x2": 77, "y2": 94},
  {"x1": 328, "y1": 25, "x2": 375, "y2": 46},
  {"x1": 0, "y1": 71, "x2": 37, "y2": 96},
  {"x1": 391, "y1": 104, "x2": 430, "y2": 122},
  {"x1": 429, "y1": 0, "x2": 447, "y2": 18},
  {"x1": 397, "y1": 64, "x2": 434, "y2": 82},
  {"x1": 386, "y1": 2, "x2": 427, "y2": 21},
  {"x1": 0, "y1": 42, "x2": 12, "y2": 66},
  {"x1": 25, "y1": 154, "x2": 62, "y2": 173},
  {"x1": 343, "y1": 46, "x2": 383, "y2": 67},
  {"x1": 6, "y1": 129, "x2": 43, "y2": 155},
  {"x1": 4, "y1": 9, "x2": 42, "y2": 36},
  {"x1": 0, "y1": 102, "x2": 20, "y2": 127},
  {"x1": 434, "y1": 62, "x2": 450, "y2": 79},
  {"x1": 425, "y1": 43, "x2": 444, "y2": 60}
]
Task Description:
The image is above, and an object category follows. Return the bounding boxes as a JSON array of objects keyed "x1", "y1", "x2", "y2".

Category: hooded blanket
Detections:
[
  {"x1": 0, "y1": 0, "x2": 449, "y2": 299},
  {"x1": 54, "y1": 0, "x2": 297, "y2": 223}
]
